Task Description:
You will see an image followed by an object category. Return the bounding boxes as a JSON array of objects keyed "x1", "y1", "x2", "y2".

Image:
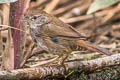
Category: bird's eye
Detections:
[{"x1": 33, "y1": 16, "x2": 37, "y2": 19}]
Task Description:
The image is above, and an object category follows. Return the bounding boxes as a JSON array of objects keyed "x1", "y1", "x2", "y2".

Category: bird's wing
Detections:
[{"x1": 43, "y1": 12, "x2": 86, "y2": 40}]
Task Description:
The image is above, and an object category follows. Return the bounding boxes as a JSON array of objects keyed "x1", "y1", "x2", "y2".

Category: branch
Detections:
[
  {"x1": 9, "y1": 0, "x2": 30, "y2": 69},
  {"x1": 68, "y1": 54, "x2": 120, "y2": 71},
  {"x1": 0, "y1": 65, "x2": 65, "y2": 80},
  {"x1": 0, "y1": 54, "x2": 120, "y2": 79}
]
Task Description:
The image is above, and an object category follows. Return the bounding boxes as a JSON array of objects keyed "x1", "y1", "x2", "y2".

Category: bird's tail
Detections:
[{"x1": 76, "y1": 40, "x2": 111, "y2": 56}]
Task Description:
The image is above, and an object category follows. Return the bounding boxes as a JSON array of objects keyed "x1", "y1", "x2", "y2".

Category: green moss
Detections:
[
  {"x1": 83, "y1": 54, "x2": 101, "y2": 61},
  {"x1": 67, "y1": 66, "x2": 120, "y2": 80}
]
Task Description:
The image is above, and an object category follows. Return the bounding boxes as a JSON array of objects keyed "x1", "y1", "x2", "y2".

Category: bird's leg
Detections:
[
  {"x1": 48, "y1": 55, "x2": 61, "y2": 66},
  {"x1": 60, "y1": 54, "x2": 69, "y2": 65}
]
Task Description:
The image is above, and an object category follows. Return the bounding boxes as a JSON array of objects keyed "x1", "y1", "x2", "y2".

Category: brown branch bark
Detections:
[
  {"x1": 0, "y1": 54, "x2": 120, "y2": 80},
  {"x1": 9, "y1": 0, "x2": 30, "y2": 69}
]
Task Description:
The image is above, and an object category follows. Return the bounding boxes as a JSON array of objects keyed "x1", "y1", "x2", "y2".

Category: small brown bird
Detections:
[{"x1": 28, "y1": 10, "x2": 111, "y2": 65}]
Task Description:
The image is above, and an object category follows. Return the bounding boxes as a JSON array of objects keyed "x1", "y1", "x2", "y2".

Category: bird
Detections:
[{"x1": 27, "y1": 10, "x2": 111, "y2": 65}]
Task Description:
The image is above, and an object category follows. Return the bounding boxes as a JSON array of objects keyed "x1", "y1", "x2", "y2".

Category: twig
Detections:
[
  {"x1": 76, "y1": 13, "x2": 120, "y2": 31},
  {"x1": 44, "y1": 0, "x2": 60, "y2": 13},
  {"x1": 0, "y1": 25, "x2": 25, "y2": 32},
  {"x1": 61, "y1": 0, "x2": 91, "y2": 19},
  {"x1": 64, "y1": 10, "x2": 108, "y2": 23},
  {"x1": 31, "y1": 0, "x2": 50, "y2": 10},
  {"x1": 0, "y1": 10, "x2": 3, "y2": 70},
  {"x1": 52, "y1": 0, "x2": 84, "y2": 15},
  {"x1": 102, "y1": 3, "x2": 120, "y2": 23},
  {"x1": 20, "y1": 43, "x2": 35, "y2": 67}
]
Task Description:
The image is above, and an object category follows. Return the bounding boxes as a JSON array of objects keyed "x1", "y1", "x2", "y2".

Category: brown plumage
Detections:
[{"x1": 28, "y1": 10, "x2": 111, "y2": 64}]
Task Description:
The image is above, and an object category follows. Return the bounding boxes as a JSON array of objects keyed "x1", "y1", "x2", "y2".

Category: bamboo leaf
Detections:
[
  {"x1": 0, "y1": 0, "x2": 17, "y2": 3},
  {"x1": 87, "y1": 0, "x2": 120, "y2": 14}
]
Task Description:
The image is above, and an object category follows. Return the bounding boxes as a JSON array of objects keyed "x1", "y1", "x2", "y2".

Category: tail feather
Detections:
[{"x1": 76, "y1": 40, "x2": 111, "y2": 56}]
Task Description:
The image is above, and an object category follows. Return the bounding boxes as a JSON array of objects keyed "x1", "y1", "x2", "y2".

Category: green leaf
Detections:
[
  {"x1": 87, "y1": 0, "x2": 120, "y2": 14},
  {"x1": 0, "y1": 0, "x2": 17, "y2": 3},
  {"x1": 65, "y1": 70, "x2": 74, "y2": 78}
]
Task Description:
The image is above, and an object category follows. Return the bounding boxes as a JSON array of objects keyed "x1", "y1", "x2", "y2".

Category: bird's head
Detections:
[{"x1": 27, "y1": 11, "x2": 50, "y2": 29}]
